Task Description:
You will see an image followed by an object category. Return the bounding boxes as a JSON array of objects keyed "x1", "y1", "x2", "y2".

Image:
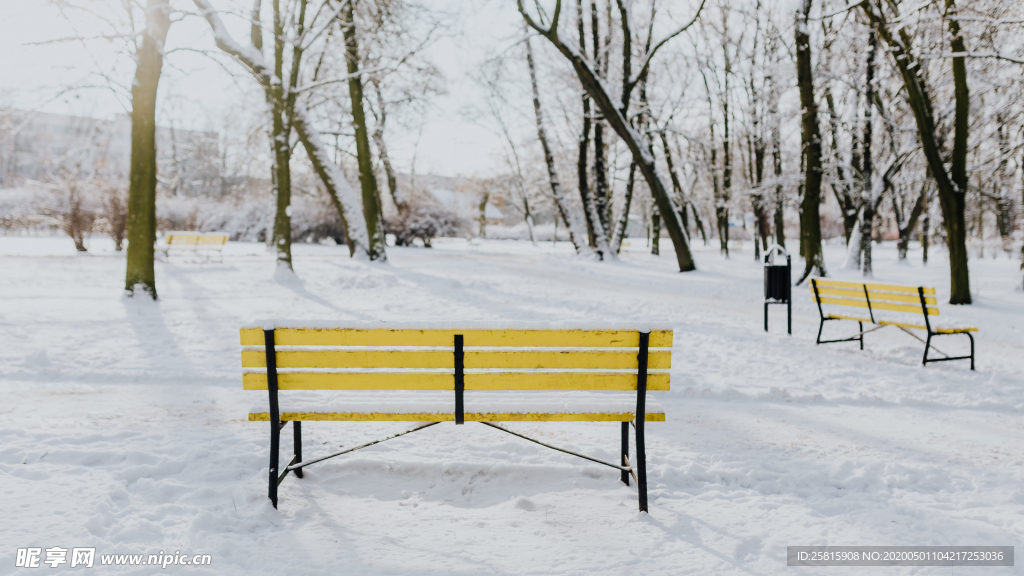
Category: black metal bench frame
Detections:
[
  {"x1": 811, "y1": 279, "x2": 975, "y2": 370},
  {"x1": 260, "y1": 329, "x2": 657, "y2": 511}
]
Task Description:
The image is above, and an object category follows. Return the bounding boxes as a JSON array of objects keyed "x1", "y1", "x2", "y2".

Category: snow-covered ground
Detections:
[{"x1": 1, "y1": 234, "x2": 1022, "y2": 575}]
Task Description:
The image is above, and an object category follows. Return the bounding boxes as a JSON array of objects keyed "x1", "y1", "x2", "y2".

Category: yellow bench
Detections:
[
  {"x1": 810, "y1": 278, "x2": 976, "y2": 369},
  {"x1": 240, "y1": 325, "x2": 672, "y2": 510},
  {"x1": 158, "y1": 232, "x2": 229, "y2": 261}
]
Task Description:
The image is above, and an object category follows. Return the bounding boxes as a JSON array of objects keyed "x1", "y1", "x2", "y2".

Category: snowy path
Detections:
[{"x1": 1, "y1": 236, "x2": 1022, "y2": 575}]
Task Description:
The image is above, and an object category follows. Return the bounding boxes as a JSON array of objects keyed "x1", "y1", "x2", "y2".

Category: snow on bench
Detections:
[
  {"x1": 240, "y1": 324, "x2": 672, "y2": 511},
  {"x1": 810, "y1": 278, "x2": 977, "y2": 369}
]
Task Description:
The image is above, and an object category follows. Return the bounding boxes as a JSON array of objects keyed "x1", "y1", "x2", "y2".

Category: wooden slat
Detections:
[
  {"x1": 828, "y1": 313, "x2": 976, "y2": 333},
  {"x1": 240, "y1": 349, "x2": 671, "y2": 370},
  {"x1": 812, "y1": 286, "x2": 937, "y2": 305},
  {"x1": 817, "y1": 296, "x2": 938, "y2": 315},
  {"x1": 812, "y1": 278, "x2": 936, "y2": 295},
  {"x1": 248, "y1": 411, "x2": 666, "y2": 422},
  {"x1": 242, "y1": 371, "x2": 670, "y2": 391},
  {"x1": 466, "y1": 372, "x2": 669, "y2": 391},
  {"x1": 241, "y1": 349, "x2": 452, "y2": 369},
  {"x1": 167, "y1": 234, "x2": 227, "y2": 246},
  {"x1": 243, "y1": 372, "x2": 453, "y2": 391},
  {"x1": 239, "y1": 328, "x2": 673, "y2": 348}
]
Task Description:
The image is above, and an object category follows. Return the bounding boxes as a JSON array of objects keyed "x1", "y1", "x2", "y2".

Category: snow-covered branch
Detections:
[{"x1": 628, "y1": 0, "x2": 707, "y2": 88}]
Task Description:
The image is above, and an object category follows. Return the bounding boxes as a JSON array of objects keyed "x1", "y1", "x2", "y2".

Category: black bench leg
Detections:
[
  {"x1": 636, "y1": 418, "x2": 648, "y2": 512},
  {"x1": 858, "y1": 321, "x2": 864, "y2": 350},
  {"x1": 816, "y1": 317, "x2": 825, "y2": 345},
  {"x1": 968, "y1": 332, "x2": 975, "y2": 371},
  {"x1": 922, "y1": 332, "x2": 932, "y2": 366},
  {"x1": 269, "y1": 419, "x2": 280, "y2": 508},
  {"x1": 293, "y1": 421, "x2": 303, "y2": 479},
  {"x1": 621, "y1": 422, "x2": 629, "y2": 486}
]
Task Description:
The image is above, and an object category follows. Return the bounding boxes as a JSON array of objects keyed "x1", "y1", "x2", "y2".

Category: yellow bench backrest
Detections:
[
  {"x1": 166, "y1": 234, "x2": 229, "y2": 246},
  {"x1": 810, "y1": 279, "x2": 938, "y2": 315},
  {"x1": 240, "y1": 328, "x2": 672, "y2": 392}
]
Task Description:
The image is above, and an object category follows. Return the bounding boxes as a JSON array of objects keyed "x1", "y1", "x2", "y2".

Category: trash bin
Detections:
[{"x1": 763, "y1": 246, "x2": 791, "y2": 334}]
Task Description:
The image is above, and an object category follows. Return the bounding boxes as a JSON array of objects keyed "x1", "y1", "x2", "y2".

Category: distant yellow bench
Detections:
[
  {"x1": 240, "y1": 325, "x2": 672, "y2": 510},
  {"x1": 810, "y1": 278, "x2": 976, "y2": 369},
  {"x1": 158, "y1": 232, "x2": 228, "y2": 261}
]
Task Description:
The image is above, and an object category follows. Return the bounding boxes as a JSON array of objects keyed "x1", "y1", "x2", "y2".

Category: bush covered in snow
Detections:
[{"x1": 385, "y1": 201, "x2": 469, "y2": 247}]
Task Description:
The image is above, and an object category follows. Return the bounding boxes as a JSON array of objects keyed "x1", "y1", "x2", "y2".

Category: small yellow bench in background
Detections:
[
  {"x1": 240, "y1": 324, "x2": 672, "y2": 511},
  {"x1": 810, "y1": 278, "x2": 976, "y2": 369},
  {"x1": 157, "y1": 232, "x2": 229, "y2": 261}
]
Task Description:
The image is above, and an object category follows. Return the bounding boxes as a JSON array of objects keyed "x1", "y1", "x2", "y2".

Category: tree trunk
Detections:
[
  {"x1": 371, "y1": 79, "x2": 402, "y2": 212},
  {"x1": 591, "y1": 0, "x2": 611, "y2": 232},
  {"x1": 896, "y1": 183, "x2": 927, "y2": 260},
  {"x1": 342, "y1": 0, "x2": 386, "y2": 261},
  {"x1": 124, "y1": 0, "x2": 171, "y2": 299},
  {"x1": 857, "y1": 29, "x2": 877, "y2": 276},
  {"x1": 610, "y1": 162, "x2": 636, "y2": 253},
  {"x1": 860, "y1": 0, "x2": 971, "y2": 303},
  {"x1": 651, "y1": 206, "x2": 660, "y2": 255},
  {"x1": 525, "y1": 28, "x2": 592, "y2": 255},
  {"x1": 995, "y1": 117, "x2": 1014, "y2": 254},
  {"x1": 823, "y1": 85, "x2": 859, "y2": 245},
  {"x1": 267, "y1": 0, "x2": 294, "y2": 268},
  {"x1": 795, "y1": 0, "x2": 826, "y2": 282}
]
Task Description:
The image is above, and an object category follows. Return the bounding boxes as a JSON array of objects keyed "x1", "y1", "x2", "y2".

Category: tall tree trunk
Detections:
[
  {"x1": 371, "y1": 79, "x2": 401, "y2": 212},
  {"x1": 922, "y1": 191, "x2": 930, "y2": 264},
  {"x1": 994, "y1": 115, "x2": 1014, "y2": 254},
  {"x1": 651, "y1": 206, "x2": 660, "y2": 255},
  {"x1": 769, "y1": 68, "x2": 785, "y2": 249},
  {"x1": 575, "y1": 0, "x2": 596, "y2": 247},
  {"x1": 590, "y1": 0, "x2": 606, "y2": 234},
  {"x1": 124, "y1": 0, "x2": 172, "y2": 299},
  {"x1": 610, "y1": 162, "x2": 636, "y2": 253},
  {"x1": 860, "y1": 0, "x2": 971, "y2": 303},
  {"x1": 526, "y1": 28, "x2": 592, "y2": 255},
  {"x1": 795, "y1": 0, "x2": 826, "y2": 282},
  {"x1": 718, "y1": 25, "x2": 732, "y2": 257},
  {"x1": 660, "y1": 130, "x2": 692, "y2": 234},
  {"x1": 823, "y1": 84, "x2": 859, "y2": 245},
  {"x1": 857, "y1": 29, "x2": 877, "y2": 276},
  {"x1": 895, "y1": 183, "x2": 927, "y2": 260},
  {"x1": 267, "y1": 0, "x2": 294, "y2": 269},
  {"x1": 343, "y1": 0, "x2": 386, "y2": 261}
]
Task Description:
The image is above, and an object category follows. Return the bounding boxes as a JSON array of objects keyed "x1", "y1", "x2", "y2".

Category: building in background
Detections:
[{"x1": 0, "y1": 110, "x2": 218, "y2": 194}]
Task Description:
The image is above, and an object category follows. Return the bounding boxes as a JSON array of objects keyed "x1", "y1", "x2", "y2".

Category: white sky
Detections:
[{"x1": 0, "y1": 0, "x2": 526, "y2": 178}]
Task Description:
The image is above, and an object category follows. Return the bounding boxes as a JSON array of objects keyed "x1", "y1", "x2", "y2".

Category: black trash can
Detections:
[{"x1": 763, "y1": 247, "x2": 791, "y2": 334}]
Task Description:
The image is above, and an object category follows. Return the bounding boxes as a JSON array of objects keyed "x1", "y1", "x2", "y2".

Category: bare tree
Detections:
[
  {"x1": 525, "y1": 23, "x2": 593, "y2": 255},
  {"x1": 124, "y1": 0, "x2": 172, "y2": 297},
  {"x1": 795, "y1": 0, "x2": 826, "y2": 282},
  {"x1": 518, "y1": 0, "x2": 704, "y2": 272}
]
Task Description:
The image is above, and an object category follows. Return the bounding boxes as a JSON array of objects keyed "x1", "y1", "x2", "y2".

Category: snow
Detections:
[{"x1": 2, "y1": 235, "x2": 1023, "y2": 575}]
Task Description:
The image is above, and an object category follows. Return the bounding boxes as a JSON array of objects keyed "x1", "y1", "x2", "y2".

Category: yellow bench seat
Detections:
[
  {"x1": 249, "y1": 391, "x2": 666, "y2": 422},
  {"x1": 825, "y1": 313, "x2": 978, "y2": 334}
]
